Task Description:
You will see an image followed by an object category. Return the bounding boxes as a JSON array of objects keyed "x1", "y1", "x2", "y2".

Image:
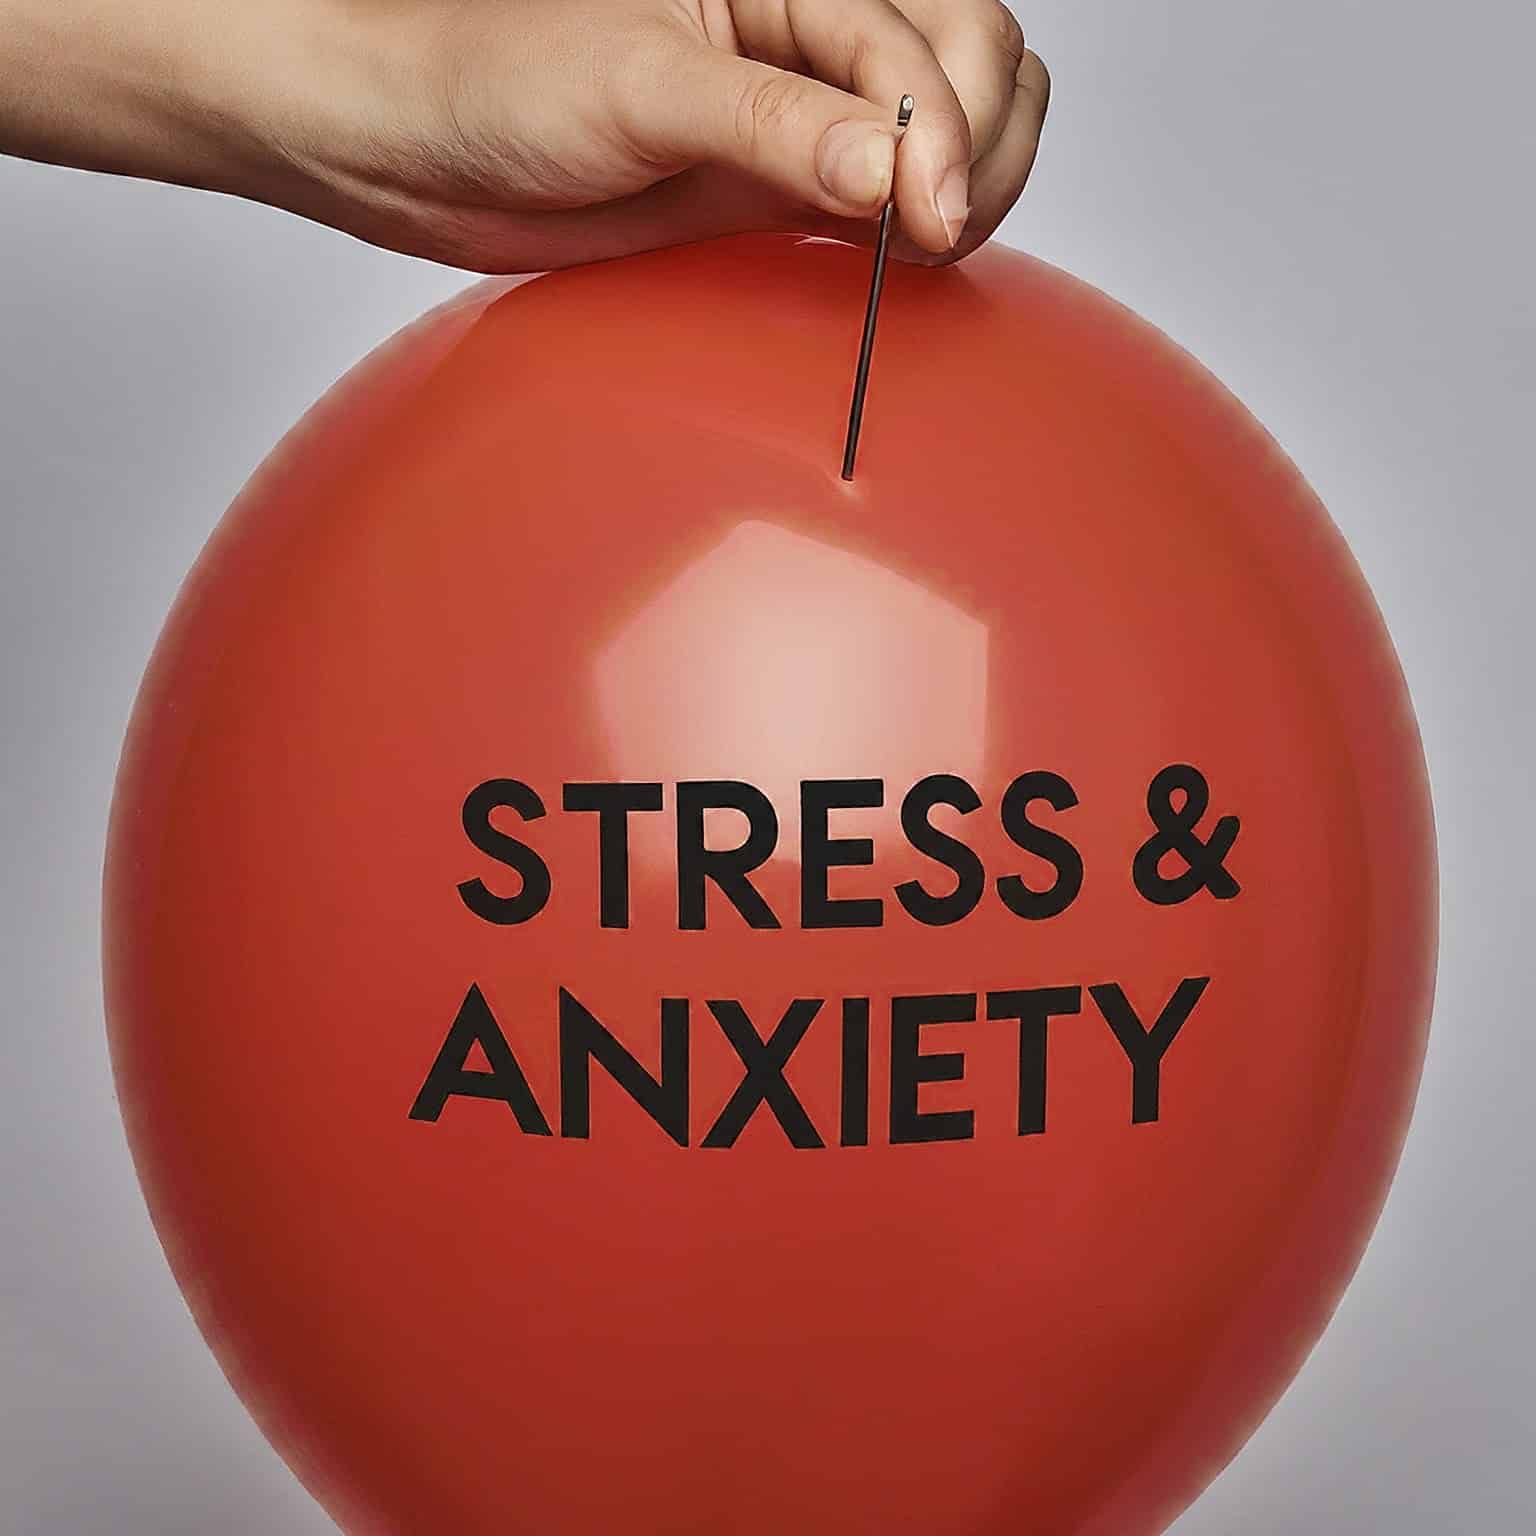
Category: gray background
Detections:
[{"x1": 2, "y1": 1, "x2": 1532, "y2": 1530}]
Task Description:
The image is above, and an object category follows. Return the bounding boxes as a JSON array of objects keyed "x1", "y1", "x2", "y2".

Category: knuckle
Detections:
[
  {"x1": 735, "y1": 71, "x2": 806, "y2": 153},
  {"x1": 844, "y1": 27, "x2": 876, "y2": 81},
  {"x1": 980, "y1": 1, "x2": 1028, "y2": 66},
  {"x1": 1017, "y1": 47, "x2": 1051, "y2": 103}
]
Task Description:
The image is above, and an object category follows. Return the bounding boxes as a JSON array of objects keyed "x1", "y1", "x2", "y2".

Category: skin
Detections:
[{"x1": 0, "y1": 0, "x2": 1049, "y2": 272}]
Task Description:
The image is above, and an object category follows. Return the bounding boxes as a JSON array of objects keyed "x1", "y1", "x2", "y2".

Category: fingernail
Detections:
[
  {"x1": 935, "y1": 166, "x2": 970, "y2": 247},
  {"x1": 816, "y1": 122, "x2": 895, "y2": 213}
]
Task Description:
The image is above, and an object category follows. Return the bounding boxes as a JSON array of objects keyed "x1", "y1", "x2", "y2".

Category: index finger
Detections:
[
  {"x1": 731, "y1": 0, "x2": 974, "y2": 250},
  {"x1": 894, "y1": 0, "x2": 1028, "y2": 163}
]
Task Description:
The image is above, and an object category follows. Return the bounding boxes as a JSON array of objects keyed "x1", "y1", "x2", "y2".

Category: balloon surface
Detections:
[{"x1": 105, "y1": 234, "x2": 1436, "y2": 1536}]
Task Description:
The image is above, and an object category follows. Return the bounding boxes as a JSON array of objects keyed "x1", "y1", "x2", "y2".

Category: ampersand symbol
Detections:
[{"x1": 1133, "y1": 764, "x2": 1241, "y2": 905}]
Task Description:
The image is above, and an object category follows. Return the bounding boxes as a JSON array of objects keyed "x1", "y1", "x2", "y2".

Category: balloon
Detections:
[{"x1": 104, "y1": 234, "x2": 1436, "y2": 1535}]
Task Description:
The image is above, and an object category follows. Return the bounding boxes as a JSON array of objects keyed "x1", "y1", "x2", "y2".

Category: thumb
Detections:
[{"x1": 629, "y1": 45, "x2": 897, "y2": 219}]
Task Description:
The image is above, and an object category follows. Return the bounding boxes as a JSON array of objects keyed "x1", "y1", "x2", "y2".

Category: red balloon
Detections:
[{"x1": 105, "y1": 234, "x2": 1435, "y2": 1535}]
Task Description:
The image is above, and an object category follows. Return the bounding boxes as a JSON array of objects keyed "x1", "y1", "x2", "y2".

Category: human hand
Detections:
[{"x1": 1, "y1": 0, "x2": 1049, "y2": 273}]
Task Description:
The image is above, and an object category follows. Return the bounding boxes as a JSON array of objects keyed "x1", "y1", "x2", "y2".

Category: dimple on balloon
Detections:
[{"x1": 104, "y1": 234, "x2": 1436, "y2": 1535}]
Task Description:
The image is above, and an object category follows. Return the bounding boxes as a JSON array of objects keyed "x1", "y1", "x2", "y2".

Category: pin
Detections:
[{"x1": 840, "y1": 94, "x2": 915, "y2": 482}]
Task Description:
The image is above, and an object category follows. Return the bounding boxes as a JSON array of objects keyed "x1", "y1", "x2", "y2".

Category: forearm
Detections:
[{"x1": 0, "y1": 0, "x2": 379, "y2": 202}]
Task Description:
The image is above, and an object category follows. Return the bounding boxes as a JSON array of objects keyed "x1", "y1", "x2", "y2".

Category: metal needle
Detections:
[{"x1": 840, "y1": 94, "x2": 915, "y2": 483}]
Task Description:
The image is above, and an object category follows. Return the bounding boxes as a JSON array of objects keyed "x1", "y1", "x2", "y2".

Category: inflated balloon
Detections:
[{"x1": 105, "y1": 234, "x2": 1436, "y2": 1535}]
